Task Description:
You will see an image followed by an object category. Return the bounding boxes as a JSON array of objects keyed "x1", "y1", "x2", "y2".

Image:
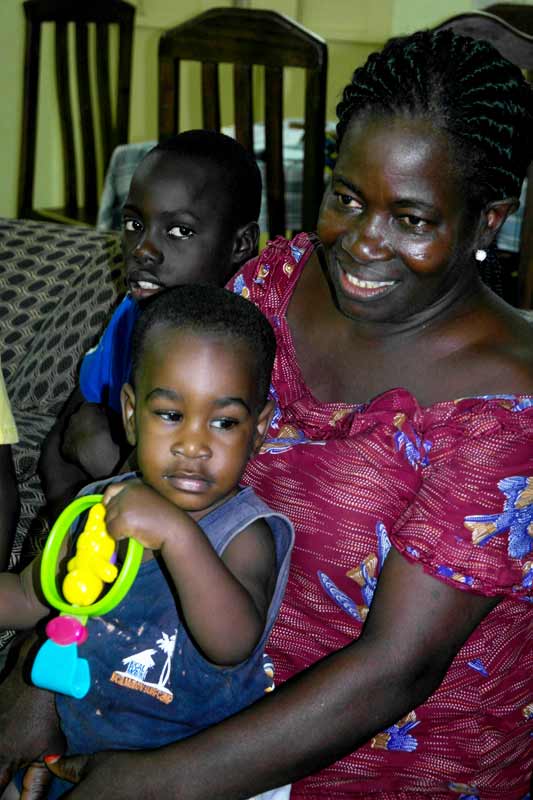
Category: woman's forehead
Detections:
[{"x1": 336, "y1": 116, "x2": 461, "y2": 200}]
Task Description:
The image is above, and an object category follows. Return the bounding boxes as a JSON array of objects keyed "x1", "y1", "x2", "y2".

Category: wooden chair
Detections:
[
  {"x1": 158, "y1": 7, "x2": 328, "y2": 240},
  {"x1": 18, "y1": 0, "x2": 135, "y2": 227},
  {"x1": 484, "y1": 4, "x2": 533, "y2": 41},
  {"x1": 433, "y1": 10, "x2": 533, "y2": 309}
]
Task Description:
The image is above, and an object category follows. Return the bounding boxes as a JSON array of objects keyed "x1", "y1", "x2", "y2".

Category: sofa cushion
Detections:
[{"x1": 0, "y1": 218, "x2": 125, "y2": 416}]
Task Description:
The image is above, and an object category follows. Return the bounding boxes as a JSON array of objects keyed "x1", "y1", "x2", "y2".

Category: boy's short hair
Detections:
[
  {"x1": 131, "y1": 285, "x2": 276, "y2": 409},
  {"x1": 154, "y1": 130, "x2": 262, "y2": 230}
]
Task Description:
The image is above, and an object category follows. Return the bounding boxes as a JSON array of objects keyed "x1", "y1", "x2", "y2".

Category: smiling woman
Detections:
[{"x1": 35, "y1": 29, "x2": 533, "y2": 800}]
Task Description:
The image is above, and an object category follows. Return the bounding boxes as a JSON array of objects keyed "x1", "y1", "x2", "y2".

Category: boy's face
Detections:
[
  {"x1": 121, "y1": 327, "x2": 273, "y2": 519},
  {"x1": 122, "y1": 152, "x2": 242, "y2": 301}
]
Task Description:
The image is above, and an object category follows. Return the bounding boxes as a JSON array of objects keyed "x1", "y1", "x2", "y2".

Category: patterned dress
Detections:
[{"x1": 229, "y1": 233, "x2": 533, "y2": 800}]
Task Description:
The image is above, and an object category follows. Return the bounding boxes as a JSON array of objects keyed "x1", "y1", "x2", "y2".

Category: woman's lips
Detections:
[{"x1": 338, "y1": 266, "x2": 396, "y2": 300}]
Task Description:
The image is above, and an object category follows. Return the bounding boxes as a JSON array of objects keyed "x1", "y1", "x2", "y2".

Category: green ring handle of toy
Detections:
[{"x1": 40, "y1": 494, "x2": 144, "y2": 617}]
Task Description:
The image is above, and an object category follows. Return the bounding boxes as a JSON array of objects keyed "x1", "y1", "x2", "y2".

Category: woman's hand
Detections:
[
  {"x1": 102, "y1": 479, "x2": 188, "y2": 551},
  {"x1": 43, "y1": 751, "x2": 151, "y2": 800}
]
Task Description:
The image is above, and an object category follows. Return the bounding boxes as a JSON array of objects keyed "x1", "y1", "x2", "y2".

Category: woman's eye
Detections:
[
  {"x1": 123, "y1": 218, "x2": 141, "y2": 233},
  {"x1": 333, "y1": 192, "x2": 361, "y2": 209},
  {"x1": 211, "y1": 418, "x2": 239, "y2": 430},
  {"x1": 168, "y1": 225, "x2": 193, "y2": 240},
  {"x1": 399, "y1": 215, "x2": 430, "y2": 231}
]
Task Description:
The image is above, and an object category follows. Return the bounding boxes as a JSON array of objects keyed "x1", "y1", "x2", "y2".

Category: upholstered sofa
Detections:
[{"x1": 0, "y1": 216, "x2": 125, "y2": 571}]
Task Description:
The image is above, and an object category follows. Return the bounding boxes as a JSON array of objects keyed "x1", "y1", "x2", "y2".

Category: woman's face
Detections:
[{"x1": 317, "y1": 116, "x2": 480, "y2": 325}]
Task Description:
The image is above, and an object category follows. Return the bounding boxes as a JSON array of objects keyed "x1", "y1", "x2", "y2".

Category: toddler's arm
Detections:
[{"x1": 103, "y1": 480, "x2": 277, "y2": 666}]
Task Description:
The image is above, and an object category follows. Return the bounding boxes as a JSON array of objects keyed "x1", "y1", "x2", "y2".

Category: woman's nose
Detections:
[{"x1": 341, "y1": 214, "x2": 393, "y2": 263}]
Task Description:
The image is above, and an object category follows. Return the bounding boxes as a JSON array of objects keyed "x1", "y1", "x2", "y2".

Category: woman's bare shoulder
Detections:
[{"x1": 454, "y1": 295, "x2": 533, "y2": 396}]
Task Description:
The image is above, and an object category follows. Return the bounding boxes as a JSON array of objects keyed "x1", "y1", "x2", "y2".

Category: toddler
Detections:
[{"x1": 0, "y1": 285, "x2": 293, "y2": 800}]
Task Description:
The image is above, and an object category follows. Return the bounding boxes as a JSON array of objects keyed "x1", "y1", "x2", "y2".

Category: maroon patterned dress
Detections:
[{"x1": 229, "y1": 233, "x2": 533, "y2": 800}]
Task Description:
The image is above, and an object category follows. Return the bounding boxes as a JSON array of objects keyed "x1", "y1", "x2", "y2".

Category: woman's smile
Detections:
[{"x1": 338, "y1": 265, "x2": 397, "y2": 301}]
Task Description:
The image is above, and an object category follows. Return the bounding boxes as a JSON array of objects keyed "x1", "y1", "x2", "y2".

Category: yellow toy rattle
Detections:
[{"x1": 31, "y1": 495, "x2": 143, "y2": 698}]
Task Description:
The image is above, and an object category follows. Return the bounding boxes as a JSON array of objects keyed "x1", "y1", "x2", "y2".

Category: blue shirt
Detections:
[{"x1": 79, "y1": 295, "x2": 139, "y2": 414}]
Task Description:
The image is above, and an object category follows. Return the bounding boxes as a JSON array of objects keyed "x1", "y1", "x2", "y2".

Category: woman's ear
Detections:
[
  {"x1": 231, "y1": 221, "x2": 260, "y2": 266},
  {"x1": 120, "y1": 383, "x2": 137, "y2": 447},
  {"x1": 478, "y1": 197, "x2": 519, "y2": 249},
  {"x1": 252, "y1": 398, "x2": 275, "y2": 454}
]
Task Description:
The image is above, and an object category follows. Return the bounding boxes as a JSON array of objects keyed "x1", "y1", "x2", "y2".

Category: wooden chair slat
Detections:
[
  {"x1": 233, "y1": 64, "x2": 253, "y2": 153},
  {"x1": 201, "y1": 63, "x2": 220, "y2": 131},
  {"x1": 264, "y1": 66, "x2": 285, "y2": 238},
  {"x1": 55, "y1": 22, "x2": 77, "y2": 214},
  {"x1": 18, "y1": 0, "x2": 135, "y2": 226},
  {"x1": 96, "y1": 23, "x2": 113, "y2": 165},
  {"x1": 75, "y1": 22, "x2": 97, "y2": 214}
]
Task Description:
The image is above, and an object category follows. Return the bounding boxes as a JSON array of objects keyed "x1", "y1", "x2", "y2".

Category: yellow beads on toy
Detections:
[{"x1": 62, "y1": 502, "x2": 118, "y2": 606}]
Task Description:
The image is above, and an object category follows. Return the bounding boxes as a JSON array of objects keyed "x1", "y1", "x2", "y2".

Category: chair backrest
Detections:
[
  {"x1": 158, "y1": 7, "x2": 328, "y2": 240},
  {"x1": 18, "y1": 0, "x2": 135, "y2": 225},
  {"x1": 433, "y1": 10, "x2": 533, "y2": 308},
  {"x1": 484, "y1": 4, "x2": 533, "y2": 42}
]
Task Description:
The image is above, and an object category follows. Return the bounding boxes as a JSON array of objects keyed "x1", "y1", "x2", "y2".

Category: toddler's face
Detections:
[
  {"x1": 122, "y1": 328, "x2": 271, "y2": 519},
  {"x1": 122, "y1": 152, "x2": 238, "y2": 302}
]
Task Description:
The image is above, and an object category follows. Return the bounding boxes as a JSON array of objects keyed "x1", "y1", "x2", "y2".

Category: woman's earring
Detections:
[{"x1": 475, "y1": 249, "x2": 487, "y2": 262}]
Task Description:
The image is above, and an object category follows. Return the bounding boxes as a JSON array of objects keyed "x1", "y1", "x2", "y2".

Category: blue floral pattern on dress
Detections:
[
  {"x1": 393, "y1": 413, "x2": 432, "y2": 468},
  {"x1": 317, "y1": 571, "x2": 362, "y2": 621},
  {"x1": 467, "y1": 659, "x2": 489, "y2": 677},
  {"x1": 448, "y1": 783, "x2": 479, "y2": 798},
  {"x1": 437, "y1": 565, "x2": 474, "y2": 586},
  {"x1": 254, "y1": 263, "x2": 270, "y2": 284},
  {"x1": 473, "y1": 393, "x2": 533, "y2": 413},
  {"x1": 232, "y1": 274, "x2": 249, "y2": 299},
  {"x1": 464, "y1": 476, "x2": 533, "y2": 559},
  {"x1": 319, "y1": 523, "x2": 391, "y2": 622},
  {"x1": 290, "y1": 244, "x2": 304, "y2": 263},
  {"x1": 371, "y1": 712, "x2": 419, "y2": 752}
]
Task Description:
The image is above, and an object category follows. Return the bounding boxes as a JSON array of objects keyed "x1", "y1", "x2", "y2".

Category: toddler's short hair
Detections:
[{"x1": 131, "y1": 284, "x2": 276, "y2": 409}]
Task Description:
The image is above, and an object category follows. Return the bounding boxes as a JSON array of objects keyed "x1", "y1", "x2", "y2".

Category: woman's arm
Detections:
[
  {"x1": 47, "y1": 546, "x2": 498, "y2": 799},
  {"x1": 103, "y1": 481, "x2": 277, "y2": 665}
]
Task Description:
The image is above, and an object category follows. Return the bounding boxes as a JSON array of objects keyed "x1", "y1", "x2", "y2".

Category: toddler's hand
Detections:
[{"x1": 102, "y1": 480, "x2": 188, "y2": 551}]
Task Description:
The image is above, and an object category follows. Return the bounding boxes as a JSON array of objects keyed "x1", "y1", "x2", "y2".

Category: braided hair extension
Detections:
[{"x1": 336, "y1": 29, "x2": 533, "y2": 208}]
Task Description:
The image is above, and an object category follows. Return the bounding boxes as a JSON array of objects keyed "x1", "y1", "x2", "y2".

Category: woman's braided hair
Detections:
[{"x1": 336, "y1": 29, "x2": 533, "y2": 208}]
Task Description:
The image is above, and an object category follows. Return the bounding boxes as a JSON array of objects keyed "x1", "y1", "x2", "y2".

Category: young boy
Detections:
[
  {"x1": 0, "y1": 285, "x2": 293, "y2": 800},
  {"x1": 39, "y1": 130, "x2": 262, "y2": 521}
]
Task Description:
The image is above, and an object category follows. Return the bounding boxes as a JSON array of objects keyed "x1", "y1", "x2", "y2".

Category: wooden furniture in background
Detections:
[
  {"x1": 434, "y1": 10, "x2": 533, "y2": 309},
  {"x1": 158, "y1": 7, "x2": 328, "y2": 240},
  {"x1": 484, "y1": 4, "x2": 533, "y2": 44},
  {"x1": 18, "y1": 0, "x2": 135, "y2": 226}
]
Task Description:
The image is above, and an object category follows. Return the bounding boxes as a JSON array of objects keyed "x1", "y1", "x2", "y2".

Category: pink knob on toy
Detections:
[{"x1": 46, "y1": 615, "x2": 89, "y2": 645}]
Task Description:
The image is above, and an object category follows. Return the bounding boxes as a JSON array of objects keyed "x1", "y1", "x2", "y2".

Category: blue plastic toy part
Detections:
[{"x1": 31, "y1": 638, "x2": 91, "y2": 699}]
